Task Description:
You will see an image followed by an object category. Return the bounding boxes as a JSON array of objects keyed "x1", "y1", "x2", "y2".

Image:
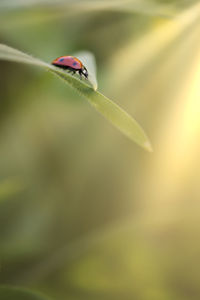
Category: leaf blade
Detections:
[
  {"x1": 0, "y1": 43, "x2": 152, "y2": 151},
  {"x1": 85, "y1": 90, "x2": 152, "y2": 151}
]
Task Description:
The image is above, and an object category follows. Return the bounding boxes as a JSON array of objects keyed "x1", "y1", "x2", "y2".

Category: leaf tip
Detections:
[
  {"x1": 93, "y1": 84, "x2": 98, "y2": 91},
  {"x1": 144, "y1": 140, "x2": 153, "y2": 152}
]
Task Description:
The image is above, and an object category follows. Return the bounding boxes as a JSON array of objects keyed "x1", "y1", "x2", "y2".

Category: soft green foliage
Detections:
[
  {"x1": 1, "y1": 1, "x2": 200, "y2": 300},
  {"x1": 0, "y1": 286, "x2": 50, "y2": 300},
  {"x1": 0, "y1": 44, "x2": 152, "y2": 151},
  {"x1": 0, "y1": 178, "x2": 25, "y2": 202}
]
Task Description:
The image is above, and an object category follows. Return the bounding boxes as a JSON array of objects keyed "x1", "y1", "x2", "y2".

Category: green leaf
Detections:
[
  {"x1": 0, "y1": 44, "x2": 152, "y2": 151},
  {"x1": 0, "y1": 286, "x2": 51, "y2": 300}
]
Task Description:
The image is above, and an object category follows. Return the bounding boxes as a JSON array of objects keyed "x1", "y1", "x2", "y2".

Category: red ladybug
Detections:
[{"x1": 51, "y1": 56, "x2": 88, "y2": 79}]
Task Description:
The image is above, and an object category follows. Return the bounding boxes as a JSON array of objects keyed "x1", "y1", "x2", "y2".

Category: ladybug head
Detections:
[{"x1": 82, "y1": 66, "x2": 88, "y2": 79}]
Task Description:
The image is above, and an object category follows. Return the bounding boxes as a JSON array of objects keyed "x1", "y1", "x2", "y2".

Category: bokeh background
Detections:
[{"x1": 1, "y1": 0, "x2": 200, "y2": 299}]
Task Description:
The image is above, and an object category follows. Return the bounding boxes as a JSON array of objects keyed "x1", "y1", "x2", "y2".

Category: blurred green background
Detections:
[{"x1": 1, "y1": 1, "x2": 200, "y2": 299}]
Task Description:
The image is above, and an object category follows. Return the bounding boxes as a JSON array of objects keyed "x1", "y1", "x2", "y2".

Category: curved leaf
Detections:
[{"x1": 0, "y1": 44, "x2": 152, "y2": 151}]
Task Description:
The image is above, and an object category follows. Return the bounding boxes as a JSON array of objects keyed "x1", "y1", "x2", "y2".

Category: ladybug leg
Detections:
[
  {"x1": 70, "y1": 68, "x2": 75, "y2": 74},
  {"x1": 67, "y1": 67, "x2": 73, "y2": 74},
  {"x1": 79, "y1": 69, "x2": 82, "y2": 80}
]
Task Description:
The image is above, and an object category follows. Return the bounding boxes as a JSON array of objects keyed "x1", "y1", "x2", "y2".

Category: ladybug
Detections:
[{"x1": 51, "y1": 56, "x2": 88, "y2": 79}]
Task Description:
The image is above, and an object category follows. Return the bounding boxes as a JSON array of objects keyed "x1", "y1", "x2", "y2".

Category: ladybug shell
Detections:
[{"x1": 52, "y1": 56, "x2": 83, "y2": 70}]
